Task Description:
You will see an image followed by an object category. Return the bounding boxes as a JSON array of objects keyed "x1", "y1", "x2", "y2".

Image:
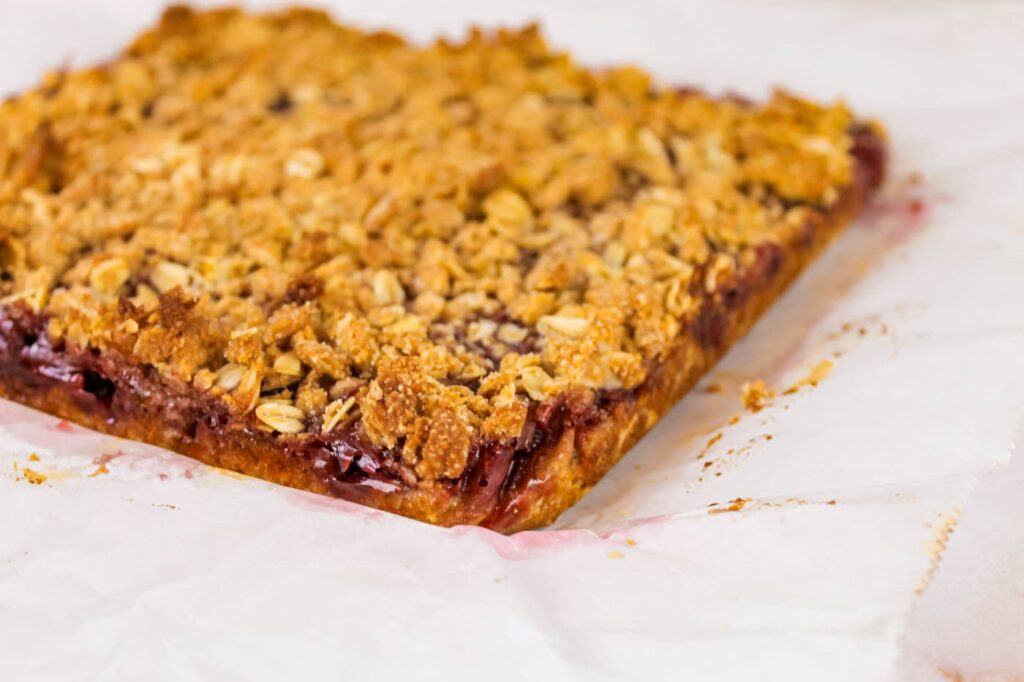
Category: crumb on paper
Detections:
[
  {"x1": 22, "y1": 467, "x2": 46, "y2": 485},
  {"x1": 926, "y1": 509, "x2": 961, "y2": 564},
  {"x1": 783, "y1": 359, "x2": 835, "y2": 395},
  {"x1": 696, "y1": 432, "x2": 723, "y2": 459},
  {"x1": 89, "y1": 464, "x2": 109, "y2": 477},
  {"x1": 152, "y1": 503, "x2": 178, "y2": 510},
  {"x1": 28, "y1": 453, "x2": 39, "y2": 462},
  {"x1": 625, "y1": 538, "x2": 637, "y2": 547},
  {"x1": 708, "y1": 497, "x2": 750, "y2": 514},
  {"x1": 741, "y1": 379, "x2": 775, "y2": 412},
  {"x1": 728, "y1": 415, "x2": 740, "y2": 425},
  {"x1": 55, "y1": 420, "x2": 74, "y2": 433},
  {"x1": 607, "y1": 550, "x2": 625, "y2": 560},
  {"x1": 703, "y1": 382, "x2": 724, "y2": 394}
]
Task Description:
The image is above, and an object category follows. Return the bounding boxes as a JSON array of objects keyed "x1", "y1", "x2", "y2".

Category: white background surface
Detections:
[{"x1": 1, "y1": 2, "x2": 1022, "y2": 680}]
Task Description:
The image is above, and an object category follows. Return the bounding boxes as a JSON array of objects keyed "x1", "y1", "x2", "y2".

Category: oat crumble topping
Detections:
[{"x1": 0, "y1": 6, "x2": 861, "y2": 482}]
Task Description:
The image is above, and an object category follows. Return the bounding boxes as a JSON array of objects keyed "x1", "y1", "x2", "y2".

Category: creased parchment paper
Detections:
[{"x1": 1, "y1": 1, "x2": 1022, "y2": 680}]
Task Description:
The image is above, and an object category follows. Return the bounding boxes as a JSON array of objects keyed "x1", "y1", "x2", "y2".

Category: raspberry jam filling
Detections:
[{"x1": 0, "y1": 304, "x2": 619, "y2": 520}]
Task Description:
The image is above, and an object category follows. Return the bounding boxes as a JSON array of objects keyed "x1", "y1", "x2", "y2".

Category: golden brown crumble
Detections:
[
  {"x1": 0, "y1": 6, "x2": 862, "y2": 482},
  {"x1": 740, "y1": 379, "x2": 775, "y2": 412}
]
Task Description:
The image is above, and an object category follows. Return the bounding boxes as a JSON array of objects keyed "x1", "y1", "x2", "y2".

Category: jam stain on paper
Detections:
[
  {"x1": 450, "y1": 520, "x2": 652, "y2": 560},
  {"x1": 89, "y1": 451, "x2": 122, "y2": 477},
  {"x1": 284, "y1": 487, "x2": 384, "y2": 521},
  {"x1": 450, "y1": 525, "x2": 603, "y2": 560},
  {"x1": 719, "y1": 172, "x2": 940, "y2": 391}
]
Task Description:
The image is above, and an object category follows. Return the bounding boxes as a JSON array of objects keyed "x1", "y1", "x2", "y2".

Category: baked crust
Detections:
[{"x1": 0, "y1": 6, "x2": 886, "y2": 531}]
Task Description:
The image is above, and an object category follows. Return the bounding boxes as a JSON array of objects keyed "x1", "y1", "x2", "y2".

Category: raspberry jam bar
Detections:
[{"x1": 0, "y1": 6, "x2": 885, "y2": 531}]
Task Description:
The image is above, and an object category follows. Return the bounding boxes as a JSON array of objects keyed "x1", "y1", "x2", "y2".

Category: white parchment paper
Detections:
[{"x1": 1, "y1": 1, "x2": 1022, "y2": 680}]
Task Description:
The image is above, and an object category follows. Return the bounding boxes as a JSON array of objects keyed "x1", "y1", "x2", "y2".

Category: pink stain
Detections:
[
  {"x1": 54, "y1": 420, "x2": 74, "y2": 433},
  {"x1": 745, "y1": 178, "x2": 947, "y2": 386},
  {"x1": 284, "y1": 489, "x2": 384, "y2": 520},
  {"x1": 449, "y1": 525, "x2": 605, "y2": 559},
  {"x1": 449, "y1": 513, "x2": 674, "y2": 560},
  {"x1": 93, "y1": 451, "x2": 124, "y2": 466},
  {"x1": 860, "y1": 192, "x2": 943, "y2": 242}
]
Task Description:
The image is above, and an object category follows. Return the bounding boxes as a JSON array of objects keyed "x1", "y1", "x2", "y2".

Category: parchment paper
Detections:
[{"x1": 1, "y1": 1, "x2": 1022, "y2": 680}]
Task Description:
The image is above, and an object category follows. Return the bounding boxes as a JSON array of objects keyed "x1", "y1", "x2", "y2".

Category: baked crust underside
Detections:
[{"x1": 0, "y1": 127, "x2": 884, "y2": 532}]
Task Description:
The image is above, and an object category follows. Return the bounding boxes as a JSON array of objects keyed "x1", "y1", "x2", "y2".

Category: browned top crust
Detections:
[{"x1": 0, "y1": 6, "x2": 874, "y2": 483}]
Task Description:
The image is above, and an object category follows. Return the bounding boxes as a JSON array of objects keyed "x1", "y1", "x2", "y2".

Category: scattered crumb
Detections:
[
  {"x1": 183, "y1": 470, "x2": 194, "y2": 479},
  {"x1": 708, "y1": 497, "x2": 750, "y2": 514},
  {"x1": 55, "y1": 420, "x2": 74, "y2": 433},
  {"x1": 28, "y1": 453, "x2": 39, "y2": 462},
  {"x1": 89, "y1": 464, "x2": 109, "y2": 477},
  {"x1": 783, "y1": 359, "x2": 834, "y2": 395},
  {"x1": 152, "y1": 503, "x2": 178, "y2": 510},
  {"x1": 741, "y1": 379, "x2": 775, "y2": 412},
  {"x1": 625, "y1": 538, "x2": 637, "y2": 547},
  {"x1": 826, "y1": 499, "x2": 836, "y2": 505},
  {"x1": 607, "y1": 550, "x2": 625, "y2": 560},
  {"x1": 696, "y1": 432, "x2": 723, "y2": 459},
  {"x1": 926, "y1": 509, "x2": 960, "y2": 564},
  {"x1": 22, "y1": 467, "x2": 46, "y2": 485},
  {"x1": 728, "y1": 415, "x2": 740, "y2": 425},
  {"x1": 703, "y1": 382, "x2": 724, "y2": 394}
]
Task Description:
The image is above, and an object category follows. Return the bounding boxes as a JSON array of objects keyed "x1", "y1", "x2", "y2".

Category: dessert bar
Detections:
[{"x1": 0, "y1": 6, "x2": 886, "y2": 531}]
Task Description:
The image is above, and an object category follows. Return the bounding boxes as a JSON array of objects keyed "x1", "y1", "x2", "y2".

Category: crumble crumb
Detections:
[
  {"x1": 740, "y1": 379, "x2": 775, "y2": 412},
  {"x1": 784, "y1": 359, "x2": 835, "y2": 394},
  {"x1": 22, "y1": 467, "x2": 46, "y2": 484}
]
